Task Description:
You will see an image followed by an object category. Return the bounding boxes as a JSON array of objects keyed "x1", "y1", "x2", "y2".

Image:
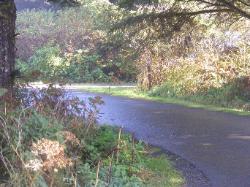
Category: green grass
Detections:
[
  {"x1": 76, "y1": 86, "x2": 250, "y2": 116},
  {"x1": 88, "y1": 125, "x2": 184, "y2": 187},
  {"x1": 145, "y1": 155, "x2": 184, "y2": 187}
]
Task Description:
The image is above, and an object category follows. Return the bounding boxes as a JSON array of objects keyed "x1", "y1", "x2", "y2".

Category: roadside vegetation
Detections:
[
  {"x1": 16, "y1": 0, "x2": 250, "y2": 112},
  {"x1": 0, "y1": 1, "x2": 187, "y2": 186},
  {"x1": 0, "y1": 0, "x2": 249, "y2": 186},
  {"x1": 76, "y1": 86, "x2": 250, "y2": 115},
  {"x1": 0, "y1": 85, "x2": 184, "y2": 186},
  {"x1": 16, "y1": 3, "x2": 137, "y2": 83},
  {"x1": 143, "y1": 27, "x2": 250, "y2": 112}
]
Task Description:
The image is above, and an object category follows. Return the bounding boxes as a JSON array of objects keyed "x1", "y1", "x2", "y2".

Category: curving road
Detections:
[{"x1": 72, "y1": 91, "x2": 250, "y2": 187}]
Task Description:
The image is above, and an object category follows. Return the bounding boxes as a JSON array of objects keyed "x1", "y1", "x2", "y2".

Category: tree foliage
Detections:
[
  {"x1": 114, "y1": 0, "x2": 250, "y2": 19},
  {"x1": 112, "y1": 0, "x2": 250, "y2": 45}
]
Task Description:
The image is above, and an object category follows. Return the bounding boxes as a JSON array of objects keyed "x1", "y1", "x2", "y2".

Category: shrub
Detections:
[
  {"x1": 17, "y1": 45, "x2": 112, "y2": 83},
  {"x1": 17, "y1": 45, "x2": 67, "y2": 82},
  {"x1": 16, "y1": 3, "x2": 137, "y2": 83},
  {"x1": 0, "y1": 85, "x2": 183, "y2": 186},
  {"x1": 134, "y1": 18, "x2": 250, "y2": 110}
]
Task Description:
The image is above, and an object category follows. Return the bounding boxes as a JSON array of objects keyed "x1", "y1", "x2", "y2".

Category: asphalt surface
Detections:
[
  {"x1": 15, "y1": 0, "x2": 58, "y2": 11},
  {"x1": 71, "y1": 91, "x2": 250, "y2": 187}
]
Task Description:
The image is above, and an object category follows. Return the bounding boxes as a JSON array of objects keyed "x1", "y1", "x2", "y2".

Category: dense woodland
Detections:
[
  {"x1": 15, "y1": 0, "x2": 250, "y2": 109},
  {"x1": 0, "y1": 0, "x2": 249, "y2": 186}
]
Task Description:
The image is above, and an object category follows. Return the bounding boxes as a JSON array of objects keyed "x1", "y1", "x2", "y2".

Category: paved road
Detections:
[
  {"x1": 15, "y1": 0, "x2": 58, "y2": 11},
  {"x1": 72, "y1": 91, "x2": 250, "y2": 187}
]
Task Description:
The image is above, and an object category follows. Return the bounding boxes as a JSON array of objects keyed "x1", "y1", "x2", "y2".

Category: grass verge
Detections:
[
  {"x1": 96, "y1": 126, "x2": 185, "y2": 187},
  {"x1": 76, "y1": 86, "x2": 250, "y2": 116},
  {"x1": 145, "y1": 154, "x2": 184, "y2": 187},
  {"x1": 0, "y1": 85, "x2": 184, "y2": 187}
]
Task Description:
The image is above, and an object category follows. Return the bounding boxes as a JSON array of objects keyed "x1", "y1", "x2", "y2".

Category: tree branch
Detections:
[
  {"x1": 217, "y1": 0, "x2": 250, "y2": 19},
  {"x1": 112, "y1": 8, "x2": 232, "y2": 30}
]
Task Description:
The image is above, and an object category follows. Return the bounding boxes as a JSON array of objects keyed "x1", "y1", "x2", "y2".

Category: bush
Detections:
[
  {"x1": 17, "y1": 45, "x2": 112, "y2": 83},
  {"x1": 0, "y1": 85, "x2": 183, "y2": 186},
  {"x1": 18, "y1": 46, "x2": 66, "y2": 81},
  {"x1": 148, "y1": 38, "x2": 250, "y2": 110},
  {"x1": 134, "y1": 18, "x2": 250, "y2": 109},
  {"x1": 16, "y1": 3, "x2": 137, "y2": 83}
]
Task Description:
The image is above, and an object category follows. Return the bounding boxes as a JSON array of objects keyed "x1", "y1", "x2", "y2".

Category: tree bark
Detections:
[
  {"x1": 145, "y1": 49, "x2": 152, "y2": 90},
  {"x1": 0, "y1": 0, "x2": 16, "y2": 89}
]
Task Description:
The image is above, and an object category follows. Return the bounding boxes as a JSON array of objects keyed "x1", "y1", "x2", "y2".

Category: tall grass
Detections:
[{"x1": 0, "y1": 85, "x2": 184, "y2": 186}]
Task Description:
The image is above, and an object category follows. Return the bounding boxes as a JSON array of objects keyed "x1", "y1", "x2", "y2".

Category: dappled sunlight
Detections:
[
  {"x1": 153, "y1": 111, "x2": 165, "y2": 114},
  {"x1": 228, "y1": 134, "x2": 250, "y2": 140},
  {"x1": 178, "y1": 134, "x2": 193, "y2": 139},
  {"x1": 1, "y1": 0, "x2": 250, "y2": 186},
  {"x1": 169, "y1": 177, "x2": 184, "y2": 184},
  {"x1": 50, "y1": 56, "x2": 64, "y2": 67},
  {"x1": 200, "y1": 143, "x2": 213, "y2": 147}
]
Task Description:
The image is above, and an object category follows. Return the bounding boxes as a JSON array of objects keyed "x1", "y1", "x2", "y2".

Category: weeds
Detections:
[{"x1": 0, "y1": 85, "x2": 183, "y2": 186}]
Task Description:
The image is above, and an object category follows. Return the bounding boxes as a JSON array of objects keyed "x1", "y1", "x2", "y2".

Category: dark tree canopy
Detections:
[
  {"x1": 111, "y1": 0, "x2": 249, "y2": 47},
  {"x1": 113, "y1": 0, "x2": 250, "y2": 19},
  {"x1": 112, "y1": 0, "x2": 250, "y2": 32}
]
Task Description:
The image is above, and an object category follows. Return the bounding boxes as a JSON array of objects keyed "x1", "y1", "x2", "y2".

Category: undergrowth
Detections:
[
  {"x1": 150, "y1": 75, "x2": 250, "y2": 111},
  {"x1": 16, "y1": 3, "x2": 137, "y2": 83},
  {"x1": 0, "y1": 85, "x2": 183, "y2": 186}
]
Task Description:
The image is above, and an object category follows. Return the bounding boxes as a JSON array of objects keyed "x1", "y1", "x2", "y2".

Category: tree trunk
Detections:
[
  {"x1": 145, "y1": 49, "x2": 152, "y2": 90},
  {"x1": 0, "y1": 1, "x2": 16, "y2": 89}
]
